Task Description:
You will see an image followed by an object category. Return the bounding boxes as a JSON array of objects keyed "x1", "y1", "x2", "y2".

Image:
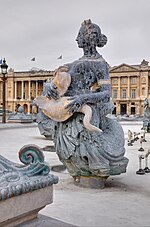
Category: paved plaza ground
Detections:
[{"x1": 0, "y1": 120, "x2": 150, "y2": 227}]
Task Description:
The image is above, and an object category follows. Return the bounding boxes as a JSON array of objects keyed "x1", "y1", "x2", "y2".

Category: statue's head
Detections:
[{"x1": 76, "y1": 19, "x2": 107, "y2": 51}]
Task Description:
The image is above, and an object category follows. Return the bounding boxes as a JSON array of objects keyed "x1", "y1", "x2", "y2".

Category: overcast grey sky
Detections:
[{"x1": 1, "y1": 0, "x2": 150, "y2": 71}]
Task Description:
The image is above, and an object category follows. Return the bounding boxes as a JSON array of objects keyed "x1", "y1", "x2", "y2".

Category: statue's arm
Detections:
[
  {"x1": 44, "y1": 81, "x2": 59, "y2": 100},
  {"x1": 65, "y1": 84, "x2": 110, "y2": 113},
  {"x1": 82, "y1": 86, "x2": 110, "y2": 104}
]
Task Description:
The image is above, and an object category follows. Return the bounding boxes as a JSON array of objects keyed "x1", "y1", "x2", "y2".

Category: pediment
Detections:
[{"x1": 109, "y1": 64, "x2": 139, "y2": 73}]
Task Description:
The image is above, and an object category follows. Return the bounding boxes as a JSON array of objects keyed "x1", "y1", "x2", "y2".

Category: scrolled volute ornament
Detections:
[
  {"x1": 19, "y1": 144, "x2": 45, "y2": 164},
  {"x1": 0, "y1": 144, "x2": 58, "y2": 201}
]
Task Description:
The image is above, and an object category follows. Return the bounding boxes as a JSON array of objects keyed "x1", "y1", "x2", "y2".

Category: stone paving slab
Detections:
[
  {"x1": 0, "y1": 122, "x2": 37, "y2": 130},
  {"x1": 0, "y1": 121, "x2": 150, "y2": 227},
  {"x1": 18, "y1": 214, "x2": 77, "y2": 227}
]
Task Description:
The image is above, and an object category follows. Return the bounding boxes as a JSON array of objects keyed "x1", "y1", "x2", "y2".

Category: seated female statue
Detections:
[{"x1": 39, "y1": 19, "x2": 128, "y2": 178}]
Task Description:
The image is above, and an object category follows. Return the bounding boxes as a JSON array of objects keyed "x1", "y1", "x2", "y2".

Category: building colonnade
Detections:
[
  {"x1": 110, "y1": 60, "x2": 150, "y2": 116},
  {"x1": 0, "y1": 70, "x2": 54, "y2": 114},
  {"x1": 0, "y1": 60, "x2": 150, "y2": 116},
  {"x1": 13, "y1": 80, "x2": 44, "y2": 113}
]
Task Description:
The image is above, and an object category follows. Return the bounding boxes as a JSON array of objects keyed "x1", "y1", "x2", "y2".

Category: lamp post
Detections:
[{"x1": 1, "y1": 58, "x2": 8, "y2": 123}]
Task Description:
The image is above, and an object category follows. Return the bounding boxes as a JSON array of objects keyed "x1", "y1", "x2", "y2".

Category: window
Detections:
[
  {"x1": 131, "y1": 77, "x2": 137, "y2": 84},
  {"x1": 121, "y1": 78, "x2": 127, "y2": 84},
  {"x1": 113, "y1": 78, "x2": 118, "y2": 84},
  {"x1": 122, "y1": 89, "x2": 126, "y2": 99},
  {"x1": 113, "y1": 90, "x2": 117, "y2": 99},
  {"x1": 131, "y1": 89, "x2": 136, "y2": 98}
]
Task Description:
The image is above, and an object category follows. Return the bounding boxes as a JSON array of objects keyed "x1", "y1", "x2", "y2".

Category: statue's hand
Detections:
[
  {"x1": 45, "y1": 82, "x2": 59, "y2": 100},
  {"x1": 64, "y1": 96, "x2": 83, "y2": 113}
]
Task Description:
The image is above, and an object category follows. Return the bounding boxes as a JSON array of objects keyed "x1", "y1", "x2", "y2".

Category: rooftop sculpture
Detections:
[
  {"x1": 143, "y1": 95, "x2": 150, "y2": 132},
  {"x1": 36, "y1": 19, "x2": 129, "y2": 188}
]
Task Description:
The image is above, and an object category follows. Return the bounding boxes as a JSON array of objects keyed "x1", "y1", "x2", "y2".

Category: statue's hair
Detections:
[
  {"x1": 81, "y1": 19, "x2": 107, "y2": 48},
  {"x1": 97, "y1": 34, "x2": 107, "y2": 48}
]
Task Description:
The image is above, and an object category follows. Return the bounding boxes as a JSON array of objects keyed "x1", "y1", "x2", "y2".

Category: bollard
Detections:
[
  {"x1": 142, "y1": 130, "x2": 147, "y2": 142},
  {"x1": 133, "y1": 132, "x2": 140, "y2": 141},
  {"x1": 133, "y1": 132, "x2": 136, "y2": 141},
  {"x1": 138, "y1": 136, "x2": 144, "y2": 151},
  {"x1": 144, "y1": 149, "x2": 150, "y2": 173},
  {"x1": 136, "y1": 155, "x2": 145, "y2": 175},
  {"x1": 128, "y1": 130, "x2": 133, "y2": 146}
]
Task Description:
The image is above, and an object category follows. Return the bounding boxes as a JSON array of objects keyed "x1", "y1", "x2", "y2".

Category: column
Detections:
[
  {"x1": 28, "y1": 81, "x2": 31, "y2": 100},
  {"x1": 118, "y1": 77, "x2": 121, "y2": 99},
  {"x1": 116, "y1": 102, "x2": 120, "y2": 115},
  {"x1": 127, "y1": 102, "x2": 130, "y2": 115},
  {"x1": 14, "y1": 81, "x2": 17, "y2": 100},
  {"x1": 21, "y1": 81, "x2": 24, "y2": 100},
  {"x1": 137, "y1": 76, "x2": 140, "y2": 99},
  {"x1": 127, "y1": 76, "x2": 130, "y2": 98},
  {"x1": 0, "y1": 81, "x2": 1, "y2": 99},
  {"x1": 28, "y1": 104, "x2": 30, "y2": 114},
  {"x1": 36, "y1": 81, "x2": 38, "y2": 97},
  {"x1": 136, "y1": 102, "x2": 140, "y2": 115}
]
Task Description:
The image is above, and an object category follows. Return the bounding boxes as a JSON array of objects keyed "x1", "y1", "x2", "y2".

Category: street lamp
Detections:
[{"x1": 1, "y1": 58, "x2": 8, "y2": 123}]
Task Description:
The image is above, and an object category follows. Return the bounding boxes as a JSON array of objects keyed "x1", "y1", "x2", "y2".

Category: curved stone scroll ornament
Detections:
[{"x1": 0, "y1": 144, "x2": 58, "y2": 201}]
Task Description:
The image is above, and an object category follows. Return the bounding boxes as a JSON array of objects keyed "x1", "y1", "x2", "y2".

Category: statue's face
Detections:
[{"x1": 76, "y1": 28, "x2": 85, "y2": 48}]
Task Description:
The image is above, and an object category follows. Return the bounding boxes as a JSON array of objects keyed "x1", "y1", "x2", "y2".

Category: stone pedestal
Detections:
[
  {"x1": 7, "y1": 106, "x2": 33, "y2": 123},
  {"x1": 74, "y1": 176, "x2": 107, "y2": 189},
  {"x1": 0, "y1": 186, "x2": 53, "y2": 227},
  {"x1": 0, "y1": 144, "x2": 58, "y2": 227}
]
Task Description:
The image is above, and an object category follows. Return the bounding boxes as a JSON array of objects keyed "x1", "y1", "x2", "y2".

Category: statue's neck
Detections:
[{"x1": 82, "y1": 46, "x2": 100, "y2": 59}]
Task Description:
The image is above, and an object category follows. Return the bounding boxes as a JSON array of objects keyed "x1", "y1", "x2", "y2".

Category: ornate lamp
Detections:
[
  {"x1": 1, "y1": 58, "x2": 8, "y2": 74},
  {"x1": 1, "y1": 58, "x2": 8, "y2": 123}
]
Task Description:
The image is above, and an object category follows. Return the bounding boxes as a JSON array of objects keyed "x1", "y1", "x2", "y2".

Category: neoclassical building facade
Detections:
[
  {"x1": 109, "y1": 59, "x2": 150, "y2": 116},
  {"x1": 0, "y1": 59, "x2": 150, "y2": 116},
  {"x1": 0, "y1": 69, "x2": 54, "y2": 113}
]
